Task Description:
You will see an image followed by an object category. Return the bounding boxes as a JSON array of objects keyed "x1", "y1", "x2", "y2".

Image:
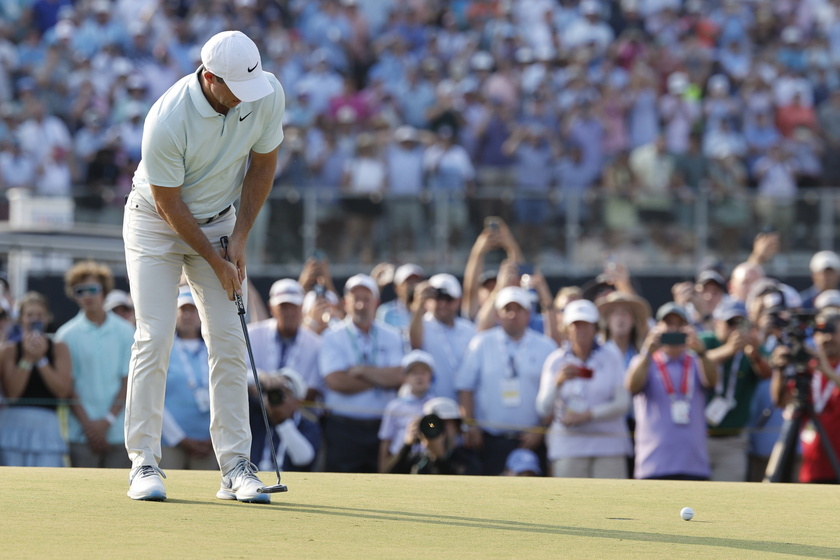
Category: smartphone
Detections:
[
  {"x1": 30, "y1": 321, "x2": 44, "y2": 333},
  {"x1": 660, "y1": 331, "x2": 687, "y2": 346},
  {"x1": 577, "y1": 366, "x2": 594, "y2": 379},
  {"x1": 518, "y1": 264, "x2": 534, "y2": 276},
  {"x1": 313, "y1": 249, "x2": 326, "y2": 262},
  {"x1": 484, "y1": 216, "x2": 501, "y2": 231}
]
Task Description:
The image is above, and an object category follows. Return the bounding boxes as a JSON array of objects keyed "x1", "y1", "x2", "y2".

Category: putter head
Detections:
[{"x1": 259, "y1": 483, "x2": 289, "y2": 494}]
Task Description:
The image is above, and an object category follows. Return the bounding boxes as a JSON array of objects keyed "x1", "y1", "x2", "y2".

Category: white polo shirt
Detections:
[
  {"x1": 132, "y1": 66, "x2": 286, "y2": 219},
  {"x1": 319, "y1": 318, "x2": 405, "y2": 420},
  {"x1": 246, "y1": 320, "x2": 324, "y2": 395},
  {"x1": 420, "y1": 313, "x2": 476, "y2": 401},
  {"x1": 456, "y1": 326, "x2": 556, "y2": 435}
]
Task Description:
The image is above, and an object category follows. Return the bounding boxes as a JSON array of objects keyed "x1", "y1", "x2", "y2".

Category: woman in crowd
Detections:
[
  {"x1": 536, "y1": 299, "x2": 632, "y2": 478},
  {"x1": 0, "y1": 292, "x2": 72, "y2": 466}
]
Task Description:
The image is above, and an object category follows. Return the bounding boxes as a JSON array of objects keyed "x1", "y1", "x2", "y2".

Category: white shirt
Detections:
[
  {"x1": 536, "y1": 343, "x2": 632, "y2": 460},
  {"x1": 132, "y1": 67, "x2": 286, "y2": 218},
  {"x1": 318, "y1": 319, "x2": 405, "y2": 419},
  {"x1": 246, "y1": 320, "x2": 324, "y2": 395},
  {"x1": 420, "y1": 313, "x2": 476, "y2": 401},
  {"x1": 456, "y1": 327, "x2": 556, "y2": 435}
]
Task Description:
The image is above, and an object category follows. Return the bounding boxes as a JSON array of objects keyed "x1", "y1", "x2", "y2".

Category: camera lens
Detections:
[
  {"x1": 266, "y1": 388, "x2": 285, "y2": 406},
  {"x1": 419, "y1": 413, "x2": 444, "y2": 439}
]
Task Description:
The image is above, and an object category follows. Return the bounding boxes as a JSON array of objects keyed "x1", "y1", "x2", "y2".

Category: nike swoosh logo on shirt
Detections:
[
  {"x1": 248, "y1": 63, "x2": 258, "y2": 73},
  {"x1": 239, "y1": 112, "x2": 252, "y2": 122}
]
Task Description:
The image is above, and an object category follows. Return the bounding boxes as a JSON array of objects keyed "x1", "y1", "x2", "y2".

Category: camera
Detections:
[
  {"x1": 313, "y1": 283, "x2": 326, "y2": 297},
  {"x1": 577, "y1": 366, "x2": 594, "y2": 379},
  {"x1": 266, "y1": 388, "x2": 285, "y2": 406},
  {"x1": 30, "y1": 321, "x2": 44, "y2": 333},
  {"x1": 418, "y1": 413, "x2": 444, "y2": 439},
  {"x1": 660, "y1": 331, "x2": 687, "y2": 346}
]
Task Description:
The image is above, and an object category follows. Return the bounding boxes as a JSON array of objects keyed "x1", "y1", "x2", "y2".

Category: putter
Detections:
[{"x1": 220, "y1": 236, "x2": 288, "y2": 494}]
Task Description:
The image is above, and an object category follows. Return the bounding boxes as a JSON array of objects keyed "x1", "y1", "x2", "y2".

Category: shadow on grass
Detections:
[{"x1": 269, "y1": 503, "x2": 837, "y2": 559}]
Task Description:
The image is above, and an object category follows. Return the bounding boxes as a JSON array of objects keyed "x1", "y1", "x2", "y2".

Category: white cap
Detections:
[
  {"x1": 810, "y1": 251, "x2": 840, "y2": 273},
  {"x1": 177, "y1": 285, "x2": 195, "y2": 308},
  {"x1": 269, "y1": 278, "x2": 305, "y2": 307},
  {"x1": 104, "y1": 289, "x2": 133, "y2": 312},
  {"x1": 200, "y1": 30, "x2": 273, "y2": 103},
  {"x1": 277, "y1": 367, "x2": 307, "y2": 400},
  {"x1": 394, "y1": 126, "x2": 418, "y2": 143},
  {"x1": 668, "y1": 72, "x2": 689, "y2": 95},
  {"x1": 815, "y1": 289, "x2": 840, "y2": 310},
  {"x1": 423, "y1": 396, "x2": 461, "y2": 420},
  {"x1": 428, "y1": 273, "x2": 462, "y2": 299},
  {"x1": 495, "y1": 286, "x2": 532, "y2": 312},
  {"x1": 580, "y1": 0, "x2": 600, "y2": 15},
  {"x1": 344, "y1": 274, "x2": 380, "y2": 299},
  {"x1": 401, "y1": 349, "x2": 435, "y2": 371},
  {"x1": 394, "y1": 264, "x2": 425, "y2": 285},
  {"x1": 563, "y1": 299, "x2": 599, "y2": 326},
  {"x1": 302, "y1": 289, "x2": 340, "y2": 314}
]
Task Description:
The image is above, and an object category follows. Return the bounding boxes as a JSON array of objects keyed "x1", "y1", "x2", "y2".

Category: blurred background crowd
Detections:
[{"x1": 2, "y1": 0, "x2": 840, "y2": 274}]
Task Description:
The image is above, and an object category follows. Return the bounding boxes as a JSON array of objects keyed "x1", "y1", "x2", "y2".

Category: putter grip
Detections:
[{"x1": 219, "y1": 236, "x2": 246, "y2": 315}]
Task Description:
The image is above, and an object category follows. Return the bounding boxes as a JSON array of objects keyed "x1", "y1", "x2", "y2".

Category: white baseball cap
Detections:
[
  {"x1": 428, "y1": 273, "x2": 462, "y2": 299},
  {"x1": 177, "y1": 285, "x2": 195, "y2": 308},
  {"x1": 563, "y1": 299, "x2": 599, "y2": 326},
  {"x1": 816, "y1": 289, "x2": 840, "y2": 310},
  {"x1": 200, "y1": 30, "x2": 273, "y2": 103},
  {"x1": 401, "y1": 349, "x2": 435, "y2": 371},
  {"x1": 423, "y1": 396, "x2": 461, "y2": 420},
  {"x1": 344, "y1": 274, "x2": 380, "y2": 299},
  {"x1": 269, "y1": 278, "x2": 304, "y2": 307},
  {"x1": 495, "y1": 286, "x2": 532, "y2": 312},
  {"x1": 394, "y1": 263, "x2": 425, "y2": 285},
  {"x1": 810, "y1": 251, "x2": 840, "y2": 273},
  {"x1": 104, "y1": 289, "x2": 133, "y2": 312}
]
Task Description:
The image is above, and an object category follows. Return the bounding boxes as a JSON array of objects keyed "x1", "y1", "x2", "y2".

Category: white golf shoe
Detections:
[
  {"x1": 216, "y1": 460, "x2": 270, "y2": 504},
  {"x1": 127, "y1": 465, "x2": 167, "y2": 501}
]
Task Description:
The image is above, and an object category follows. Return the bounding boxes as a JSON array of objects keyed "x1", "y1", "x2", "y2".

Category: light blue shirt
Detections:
[
  {"x1": 456, "y1": 327, "x2": 556, "y2": 435},
  {"x1": 132, "y1": 67, "x2": 286, "y2": 218},
  {"x1": 319, "y1": 319, "x2": 405, "y2": 419},
  {"x1": 56, "y1": 311, "x2": 135, "y2": 444},
  {"x1": 376, "y1": 300, "x2": 411, "y2": 337},
  {"x1": 420, "y1": 314, "x2": 476, "y2": 401},
  {"x1": 247, "y1": 320, "x2": 323, "y2": 395},
  {"x1": 162, "y1": 337, "x2": 210, "y2": 445}
]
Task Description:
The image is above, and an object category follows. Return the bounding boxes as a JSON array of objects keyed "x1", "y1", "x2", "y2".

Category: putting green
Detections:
[{"x1": 2, "y1": 468, "x2": 838, "y2": 559}]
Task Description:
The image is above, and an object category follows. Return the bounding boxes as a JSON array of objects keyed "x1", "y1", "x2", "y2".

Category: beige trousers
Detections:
[{"x1": 122, "y1": 191, "x2": 251, "y2": 474}]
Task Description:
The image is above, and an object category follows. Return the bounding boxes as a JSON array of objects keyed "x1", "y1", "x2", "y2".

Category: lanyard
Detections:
[
  {"x1": 715, "y1": 351, "x2": 741, "y2": 401},
  {"x1": 175, "y1": 338, "x2": 207, "y2": 390},
  {"x1": 346, "y1": 323, "x2": 378, "y2": 366},
  {"x1": 812, "y1": 360, "x2": 839, "y2": 414},
  {"x1": 275, "y1": 331, "x2": 298, "y2": 369},
  {"x1": 502, "y1": 331, "x2": 521, "y2": 379},
  {"x1": 652, "y1": 351, "x2": 693, "y2": 400}
]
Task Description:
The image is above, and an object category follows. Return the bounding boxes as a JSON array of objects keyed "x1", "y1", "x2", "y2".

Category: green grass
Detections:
[{"x1": 2, "y1": 468, "x2": 839, "y2": 559}]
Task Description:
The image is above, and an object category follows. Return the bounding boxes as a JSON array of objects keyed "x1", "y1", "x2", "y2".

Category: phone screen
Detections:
[{"x1": 660, "y1": 331, "x2": 687, "y2": 346}]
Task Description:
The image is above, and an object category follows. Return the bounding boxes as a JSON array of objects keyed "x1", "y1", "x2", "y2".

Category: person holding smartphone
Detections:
[
  {"x1": 625, "y1": 302, "x2": 718, "y2": 480},
  {"x1": 536, "y1": 300, "x2": 633, "y2": 478},
  {"x1": 0, "y1": 292, "x2": 72, "y2": 466}
]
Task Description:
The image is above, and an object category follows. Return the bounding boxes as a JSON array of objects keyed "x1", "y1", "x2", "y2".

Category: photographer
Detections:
[
  {"x1": 700, "y1": 300, "x2": 771, "y2": 481},
  {"x1": 536, "y1": 300, "x2": 632, "y2": 479},
  {"x1": 769, "y1": 312, "x2": 840, "y2": 484},
  {"x1": 249, "y1": 369, "x2": 320, "y2": 473},
  {"x1": 383, "y1": 397, "x2": 481, "y2": 475},
  {"x1": 625, "y1": 303, "x2": 717, "y2": 480}
]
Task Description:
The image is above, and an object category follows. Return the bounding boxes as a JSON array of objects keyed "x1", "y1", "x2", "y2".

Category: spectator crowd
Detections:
[
  {"x1": 2, "y1": 0, "x2": 840, "y2": 265},
  {"x1": 1, "y1": 220, "x2": 839, "y2": 484}
]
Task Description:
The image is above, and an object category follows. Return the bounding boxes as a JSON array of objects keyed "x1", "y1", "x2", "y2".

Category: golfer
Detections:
[{"x1": 122, "y1": 30, "x2": 285, "y2": 502}]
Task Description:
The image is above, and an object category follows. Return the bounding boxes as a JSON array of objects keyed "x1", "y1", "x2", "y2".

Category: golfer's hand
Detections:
[{"x1": 217, "y1": 237, "x2": 245, "y2": 300}]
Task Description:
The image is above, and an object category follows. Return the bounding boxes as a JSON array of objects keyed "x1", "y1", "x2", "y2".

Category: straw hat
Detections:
[{"x1": 597, "y1": 292, "x2": 651, "y2": 348}]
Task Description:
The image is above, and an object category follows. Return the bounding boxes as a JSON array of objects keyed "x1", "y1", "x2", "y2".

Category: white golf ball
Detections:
[{"x1": 680, "y1": 507, "x2": 694, "y2": 521}]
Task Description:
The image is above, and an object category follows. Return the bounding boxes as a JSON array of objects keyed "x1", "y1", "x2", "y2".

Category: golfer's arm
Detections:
[
  {"x1": 324, "y1": 371, "x2": 375, "y2": 394},
  {"x1": 231, "y1": 147, "x2": 279, "y2": 241},
  {"x1": 151, "y1": 185, "x2": 226, "y2": 270}
]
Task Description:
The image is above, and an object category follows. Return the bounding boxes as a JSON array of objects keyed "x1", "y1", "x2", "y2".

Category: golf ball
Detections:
[{"x1": 680, "y1": 507, "x2": 694, "y2": 521}]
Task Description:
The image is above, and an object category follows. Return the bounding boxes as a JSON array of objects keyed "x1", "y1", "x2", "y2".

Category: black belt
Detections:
[{"x1": 197, "y1": 205, "x2": 231, "y2": 225}]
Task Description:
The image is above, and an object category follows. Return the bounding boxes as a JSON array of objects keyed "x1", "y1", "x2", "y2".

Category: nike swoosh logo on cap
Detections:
[
  {"x1": 248, "y1": 63, "x2": 258, "y2": 73},
  {"x1": 239, "y1": 112, "x2": 252, "y2": 122}
]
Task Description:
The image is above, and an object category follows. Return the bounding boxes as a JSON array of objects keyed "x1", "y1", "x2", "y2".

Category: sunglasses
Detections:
[{"x1": 73, "y1": 283, "x2": 103, "y2": 298}]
